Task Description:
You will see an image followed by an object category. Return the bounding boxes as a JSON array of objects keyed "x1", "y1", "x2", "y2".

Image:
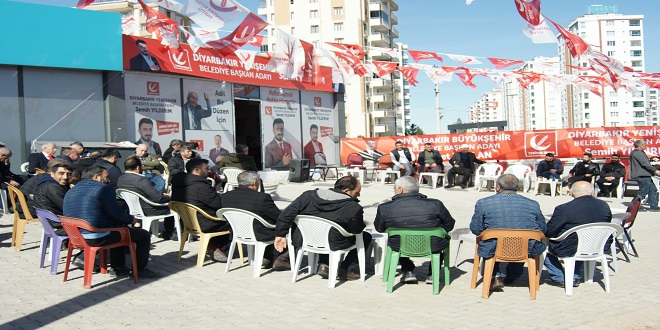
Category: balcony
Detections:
[
  {"x1": 404, "y1": 104, "x2": 411, "y2": 110},
  {"x1": 372, "y1": 110, "x2": 386, "y2": 118},
  {"x1": 374, "y1": 125, "x2": 387, "y2": 133},
  {"x1": 369, "y1": 77, "x2": 392, "y2": 89},
  {"x1": 391, "y1": 12, "x2": 398, "y2": 25},
  {"x1": 368, "y1": 32, "x2": 391, "y2": 47},
  {"x1": 369, "y1": 50, "x2": 392, "y2": 61},
  {"x1": 370, "y1": 17, "x2": 389, "y2": 32},
  {"x1": 391, "y1": 27, "x2": 399, "y2": 38},
  {"x1": 370, "y1": 93, "x2": 393, "y2": 104},
  {"x1": 369, "y1": 2, "x2": 382, "y2": 12}
]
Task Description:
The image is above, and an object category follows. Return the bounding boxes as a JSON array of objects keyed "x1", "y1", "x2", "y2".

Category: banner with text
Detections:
[
  {"x1": 122, "y1": 35, "x2": 333, "y2": 92},
  {"x1": 340, "y1": 126, "x2": 660, "y2": 164},
  {"x1": 300, "y1": 91, "x2": 336, "y2": 167},
  {"x1": 261, "y1": 87, "x2": 302, "y2": 170},
  {"x1": 125, "y1": 72, "x2": 183, "y2": 157}
]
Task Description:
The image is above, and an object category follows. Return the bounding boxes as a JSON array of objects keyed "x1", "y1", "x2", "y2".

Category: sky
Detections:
[{"x1": 12, "y1": 0, "x2": 660, "y2": 134}]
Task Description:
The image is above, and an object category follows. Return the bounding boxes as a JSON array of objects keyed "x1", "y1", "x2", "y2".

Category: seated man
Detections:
[
  {"x1": 95, "y1": 148, "x2": 123, "y2": 190},
  {"x1": 274, "y1": 176, "x2": 371, "y2": 280},
  {"x1": 446, "y1": 144, "x2": 485, "y2": 189},
  {"x1": 117, "y1": 156, "x2": 175, "y2": 240},
  {"x1": 221, "y1": 171, "x2": 289, "y2": 271},
  {"x1": 375, "y1": 176, "x2": 455, "y2": 284},
  {"x1": 536, "y1": 152, "x2": 563, "y2": 181},
  {"x1": 215, "y1": 144, "x2": 258, "y2": 172},
  {"x1": 544, "y1": 181, "x2": 612, "y2": 288},
  {"x1": 1, "y1": 146, "x2": 26, "y2": 190},
  {"x1": 171, "y1": 158, "x2": 231, "y2": 261},
  {"x1": 33, "y1": 162, "x2": 72, "y2": 236},
  {"x1": 28, "y1": 142, "x2": 56, "y2": 174},
  {"x1": 596, "y1": 153, "x2": 626, "y2": 198},
  {"x1": 417, "y1": 143, "x2": 444, "y2": 175},
  {"x1": 18, "y1": 158, "x2": 67, "y2": 218},
  {"x1": 134, "y1": 144, "x2": 166, "y2": 193},
  {"x1": 56, "y1": 147, "x2": 79, "y2": 166},
  {"x1": 567, "y1": 152, "x2": 600, "y2": 188},
  {"x1": 390, "y1": 141, "x2": 415, "y2": 176},
  {"x1": 168, "y1": 144, "x2": 194, "y2": 176},
  {"x1": 63, "y1": 166, "x2": 157, "y2": 278},
  {"x1": 162, "y1": 139, "x2": 182, "y2": 164},
  {"x1": 470, "y1": 174, "x2": 547, "y2": 291}
]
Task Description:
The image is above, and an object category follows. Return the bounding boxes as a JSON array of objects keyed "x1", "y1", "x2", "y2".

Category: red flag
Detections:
[
  {"x1": 398, "y1": 66, "x2": 420, "y2": 86},
  {"x1": 207, "y1": 13, "x2": 268, "y2": 57},
  {"x1": 407, "y1": 50, "x2": 443, "y2": 63},
  {"x1": 488, "y1": 57, "x2": 525, "y2": 70},
  {"x1": 76, "y1": 0, "x2": 95, "y2": 8},
  {"x1": 326, "y1": 42, "x2": 365, "y2": 59},
  {"x1": 546, "y1": 17, "x2": 588, "y2": 58},
  {"x1": 641, "y1": 79, "x2": 660, "y2": 89},
  {"x1": 332, "y1": 50, "x2": 369, "y2": 77},
  {"x1": 248, "y1": 34, "x2": 264, "y2": 47},
  {"x1": 299, "y1": 40, "x2": 319, "y2": 84},
  {"x1": 456, "y1": 72, "x2": 477, "y2": 88},
  {"x1": 516, "y1": 72, "x2": 542, "y2": 89},
  {"x1": 372, "y1": 61, "x2": 398, "y2": 77},
  {"x1": 514, "y1": 0, "x2": 541, "y2": 26}
]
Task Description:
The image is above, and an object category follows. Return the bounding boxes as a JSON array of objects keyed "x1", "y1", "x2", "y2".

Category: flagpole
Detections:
[{"x1": 435, "y1": 82, "x2": 441, "y2": 133}]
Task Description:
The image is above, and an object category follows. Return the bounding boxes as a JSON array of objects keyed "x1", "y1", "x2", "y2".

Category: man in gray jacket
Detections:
[{"x1": 630, "y1": 140, "x2": 660, "y2": 211}]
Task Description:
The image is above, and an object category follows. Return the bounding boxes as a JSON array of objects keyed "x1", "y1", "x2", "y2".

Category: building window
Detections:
[
  {"x1": 607, "y1": 41, "x2": 615, "y2": 46},
  {"x1": 334, "y1": 22, "x2": 343, "y2": 31},
  {"x1": 312, "y1": 40, "x2": 319, "y2": 48},
  {"x1": 631, "y1": 50, "x2": 642, "y2": 57},
  {"x1": 260, "y1": 45, "x2": 269, "y2": 52},
  {"x1": 290, "y1": 12, "x2": 294, "y2": 20},
  {"x1": 291, "y1": 27, "x2": 295, "y2": 35},
  {"x1": 584, "y1": 103, "x2": 590, "y2": 109},
  {"x1": 310, "y1": 25, "x2": 319, "y2": 33},
  {"x1": 607, "y1": 51, "x2": 616, "y2": 56},
  {"x1": 606, "y1": 30, "x2": 615, "y2": 36},
  {"x1": 609, "y1": 91, "x2": 617, "y2": 97},
  {"x1": 334, "y1": 38, "x2": 344, "y2": 43},
  {"x1": 633, "y1": 101, "x2": 645, "y2": 108},
  {"x1": 606, "y1": 20, "x2": 614, "y2": 26},
  {"x1": 610, "y1": 102, "x2": 618, "y2": 107},
  {"x1": 610, "y1": 112, "x2": 620, "y2": 117},
  {"x1": 629, "y1": 19, "x2": 640, "y2": 26},
  {"x1": 310, "y1": 10, "x2": 318, "y2": 18},
  {"x1": 631, "y1": 40, "x2": 642, "y2": 46},
  {"x1": 630, "y1": 30, "x2": 641, "y2": 36},
  {"x1": 333, "y1": 7, "x2": 343, "y2": 15},
  {"x1": 310, "y1": 0, "x2": 317, "y2": 2},
  {"x1": 580, "y1": 32, "x2": 586, "y2": 38},
  {"x1": 290, "y1": 0, "x2": 294, "y2": 4},
  {"x1": 583, "y1": 93, "x2": 589, "y2": 99},
  {"x1": 634, "y1": 111, "x2": 645, "y2": 118},
  {"x1": 270, "y1": 13, "x2": 274, "y2": 21},
  {"x1": 585, "y1": 113, "x2": 590, "y2": 119}
]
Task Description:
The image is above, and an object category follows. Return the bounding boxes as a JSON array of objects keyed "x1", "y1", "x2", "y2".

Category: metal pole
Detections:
[{"x1": 435, "y1": 82, "x2": 441, "y2": 133}]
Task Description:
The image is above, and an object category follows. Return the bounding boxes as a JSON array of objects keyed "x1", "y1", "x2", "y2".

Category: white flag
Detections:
[
  {"x1": 191, "y1": 25, "x2": 220, "y2": 43},
  {"x1": 446, "y1": 54, "x2": 482, "y2": 65},
  {"x1": 235, "y1": 49, "x2": 257, "y2": 70},
  {"x1": 424, "y1": 67, "x2": 453, "y2": 83},
  {"x1": 179, "y1": 27, "x2": 205, "y2": 52},
  {"x1": 266, "y1": 30, "x2": 305, "y2": 79},
  {"x1": 523, "y1": 18, "x2": 558, "y2": 44},
  {"x1": 121, "y1": 17, "x2": 138, "y2": 35},
  {"x1": 183, "y1": 0, "x2": 246, "y2": 29},
  {"x1": 148, "y1": 0, "x2": 183, "y2": 12}
]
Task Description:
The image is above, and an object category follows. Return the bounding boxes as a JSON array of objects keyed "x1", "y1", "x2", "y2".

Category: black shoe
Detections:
[
  {"x1": 444, "y1": 184, "x2": 453, "y2": 188},
  {"x1": 400, "y1": 271, "x2": 418, "y2": 284},
  {"x1": 272, "y1": 255, "x2": 291, "y2": 271},
  {"x1": 261, "y1": 258, "x2": 273, "y2": 269},
  {"x1": 317, "y1": 264, "x2": 329, "y2": 279},
  {"x1": 161, "y1": 230, "x2": 173, "y2": 240},
  {"x1": 503, "y1": 277, "x2": 515, "y2": 285},
  {"x1": 134, "y1": 268, "x2": 160, "y2": 279},
  {"x1": 109, "y1": 266, "x2": 131, "y2": 277},
  {"x1": 544, "y1": 279, "x2": 565, "y2": 287},
  {"x1": 460, "y1": 184, "x2": 467, "y2": 189},
  {"x1": 646, "y1": 207, "x2": 660, "y2": 212},
  {"x1": 572, "y1": 279, "x2": 581, "y2": 287},
  {"x1": 71, "y1": 253, "x2": 85, "y2": 269},
  {"x1": 338, "y1": 268, "x2": 360, "y2": 281},
  {"x1": 491, "y1": 276, "x2": 504, "y2": 290}
]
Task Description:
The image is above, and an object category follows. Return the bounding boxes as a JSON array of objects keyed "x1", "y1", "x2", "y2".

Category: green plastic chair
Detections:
[{"x1": 382, "y1": 227, "x2": 450, "y2": 295}]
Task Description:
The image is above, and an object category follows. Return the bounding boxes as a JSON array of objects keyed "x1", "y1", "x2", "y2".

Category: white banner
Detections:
[{"x1": 260, "y1": 87, "x2": 302, "y2": 169}]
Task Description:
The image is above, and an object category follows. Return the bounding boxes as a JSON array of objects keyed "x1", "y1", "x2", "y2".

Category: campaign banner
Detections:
[
  {"x1": 300, "y1": 91, "x2": 336, "y2": 167},
  {"x1": 122, "y1": 35, "x2": 333, "y2": 92},
  {"x1": 261, "y1": 87, "x2": 302, "y2": 170},
  {"x1": 125, "y1": 72, "x2": 183, "y2": 157},
  {"x1": 186, "y1": 130, "x2": 235, "y2": 166},
  {"x1": 340, "y1": 126, "x2": 660, "y2": 164}
]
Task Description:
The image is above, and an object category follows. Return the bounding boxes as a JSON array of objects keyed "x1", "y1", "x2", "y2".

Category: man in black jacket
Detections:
[
  {"x1": 171, "y1": 158, "x2": 231, "y2": 262},
  {"x1": 221, "y1": 171, "x2": 289, "y2": 270},
  {"x1": 596, "y1": 154, "x2": 626, "y2": 198},
  {"x1": 117, "y1": 157, "x2": 175, "y2": 240},
  {"x1": 389, "y1": 141, "x2": 416, "y2": 176},
  {"x1": 95, "y1": 148, "x2": 122, "y2": 190},
  {"x1": 417, "y1": 143, "x2": 444, "y2": 174},
  {"x1": 446, "y1": 144, "x2": 485, "y2": 189},
  {"x1": 375, "y1": 176, "x2": 455, "y2": 284},
  {"x1": 567, "y1": 153, "x2": 600, "y2": 188},
  {"x1": 544, "y1": 181, "x2": 611, "y2": 287},
  {"x1": 168, "y1": 144, "x2": 194, "y2": 176},
  {"x1": 32, "y1": 163, "x2": 72, "y2": 235},
  {"x1": 274, "y1": 176, "x2": 371, "y2": 280}
]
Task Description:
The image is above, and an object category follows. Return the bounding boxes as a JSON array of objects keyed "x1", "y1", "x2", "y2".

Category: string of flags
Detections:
[{"x1": 75, "y1": 0, "x2": 660, "y2": 94}]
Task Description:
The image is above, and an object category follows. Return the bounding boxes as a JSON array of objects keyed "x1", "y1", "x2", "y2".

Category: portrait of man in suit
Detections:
[
  {"x1": 264, "y1": 118, "x2": 292, "y2": 168},
  {"x1": 209, "y1": 134, "x2": 230, "y2": 164},
  {"x1": 134, "y1": 118, "x2": 162, "y2": 158},
  {"x1": 303, "y1": 124, "x2": 324, "y2": 167},
  {"x1": 129, "y1": 39, "x2": 161, "y2": 71},
  {"x1": 183, "y1": 91, "x2": 213, "y2": 130}
]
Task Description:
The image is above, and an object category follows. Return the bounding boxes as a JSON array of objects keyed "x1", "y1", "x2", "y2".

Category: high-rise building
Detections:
[
  {"x1": 86, "y1": 0, "x2": 190, "y2": 38},
  {"x1": 559, "y1": 6, "x2": 647, "y2": 128},
  {"x1": 519, "y1": 56, "x2": 564, "y2": 130},
  {"x1": 468, "y1": 89, "x2": 503, "y2": 132},
  {"x1": 258, "y1": 0, "x2": 409, "y2": 137}
]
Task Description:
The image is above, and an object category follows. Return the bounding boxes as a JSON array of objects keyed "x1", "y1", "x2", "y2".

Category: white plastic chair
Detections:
[
  {"x1": 376, "y1": 168, "x2": 400, "y2": 184},
  {"x1": 474, "y1": 163, "x2": 503, "y2": 192},
  {"x1": 594, "y1": 177, "x2": 624, "y2": 199},
  {"x1": 221, "y1": 168, "x2": 244, "y2": 193},
  {"x1": 535, "y1": 178, "x2": 563, "y2": 197},
  {"x1": 20, "y1": 162, "x2": 30, "y2": 174},
  {"x1": 159, "y1": 160, "x2": 170, "y2": 194},
  {"x1": 117, "y1": 189, "x2": 182, "y2": 240},
  {"x1": 0, "y1": 189, "x2": 8, "y2": 214},
  {"x1": 504, "y1": 164, "x2": 533, "y2": 192},
  {"x1": 217, "y1": 208, "x2": 276, "y2": 278},
  {"x1": 291, "y1": 215, "x2": 366, "y2": 288},
  {"x1": 547, "y1": 223, "x2": 623, "y2": 296}
]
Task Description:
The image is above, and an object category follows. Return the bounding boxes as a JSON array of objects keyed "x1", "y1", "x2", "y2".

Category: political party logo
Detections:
[
  {"x1": 190, "y1": 139, "x2": 204, "y2": 151},
  {"x1": 314, "y1": 97, "x2": 322, "y2": 107},
  {"x1": 265, "y1": 106, "x2": 273, "y2": 115},
  {"x1": 524, "y1": 131, "x2": 557, "y2": 157},
  {"x1": 147, "y1": 81, "x2": 160, "y2": 95},
  {"x1": 169, "y1": 49, "x2": 193, "y2": 71},
  {"x1": 156, "y1": 120, "x2": 179, "y2": 135}
]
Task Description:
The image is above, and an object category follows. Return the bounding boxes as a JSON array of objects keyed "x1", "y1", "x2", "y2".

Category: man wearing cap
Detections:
[
  {"x1": 536, "y1": 153, "x2": 564, "y2": 181},
  {"x1": 445, "y1": 144, "x2": 484, "y2": 189}
]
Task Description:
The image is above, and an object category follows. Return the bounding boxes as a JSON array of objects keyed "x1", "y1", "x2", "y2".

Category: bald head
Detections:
[
  {"x1": 571, "y1": 181, "x2": 594, "y2": 198},
  {"x1": 136, "y1": 143, "x2": 149, "y2": 157}
]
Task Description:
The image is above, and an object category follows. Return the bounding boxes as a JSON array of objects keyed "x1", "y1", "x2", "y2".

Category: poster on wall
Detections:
[
  {"x1": 124, "y1": 72, "x2": 182, "y2": 157},
  {"x1": 261, "y1": 87, "x2": 302, "y2": 170},
  {"x1": 300, "y1": 91, "x2": 336, "y2": 167},
  {"x1": 182, "y1": 78, "x2": 234, "y2": 166}
]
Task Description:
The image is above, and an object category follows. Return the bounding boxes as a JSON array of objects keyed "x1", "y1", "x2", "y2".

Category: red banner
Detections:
[
  {"x1": 340, "y1": 126, "x2": 660, "y2": 164},
  {"x1": 122, "y1": 35, "x2": 333, "y2": 92}
]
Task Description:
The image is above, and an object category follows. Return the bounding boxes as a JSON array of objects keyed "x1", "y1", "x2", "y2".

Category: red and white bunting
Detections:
[
  {"x1": 122, "y1": 17, "x2": 138, "y2": 35},
  {"x1": 207, "y1": 13, "x2": 268, "y2": 57},
  {"x1": 234, "y1": 49, "x2": 257, "y2": 70},
  {"x1": 398, "y1": 66, "x2": 421, "y2": 86},
  {"x1": 546, "y1": 17, "x2": 588, "y2": 58},
  {"x1": 408, "y1": 50, "x2": 443, "y2": 63},
  {"x1": 514, "y1": 0, "x2": 541, "y2": 26},
  {"x1": 266, "y1": 29, "x2": 305, "y2": 79},
  {"x1": 326, "y1": 43, "x2": 365, "y2": 59},
  {"x1": 76, "y1": 0, "x2": 95, "y2": 8},
  {"x1": 487, "y1": 58, "x2": 525, "y2": 70},
  {"x1": 423, "y1": 67, "x2": 453, "y2": 84},
  {"x1": 318, "y1": 48, "x2": 352, "y2": 84},
  {"x1": 179, "y1": 27, "x2": 205, "y2": 53},
  {"x1": 247, "y1": 34, "x2": 264, "y2": 47},
  {"x1": 456, "y1": 72, "x2": 477, "y2": 88},
  {"x1": 333, "y1": 50, "x2": 370, "y2": 77},
  {"x1": 641, "y1": 79, "x2": 660, "y2": 89},
  {"x1": 137, "y1": 0, "x2": 179, "y2": 49},
  {"x1": 522, "y1": 18, "x2": 557, "y2": 44},
  {"x1": 447, "y1": 54, "x2": 482, "y2": 65},
  {"x1": 182, "y1": 0, "x2": 246, "y2": 29},
  {"x1": 191, "y1": 26, "x2": 220, "y2": 43},
  {"x1": 300, "y1": 40, "x2": 319, "y2": 84},
  {"x1": 369, "y1": 47, "x2": 400, "y2": 58},
  {"x1": 372, "y1": 61, "x2": 398, "y2": 77}
]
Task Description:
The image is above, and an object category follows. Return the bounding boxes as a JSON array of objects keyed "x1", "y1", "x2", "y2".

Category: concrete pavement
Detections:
[{"x1": 1, "y1": 179, "x2": 659, "y2": 329}]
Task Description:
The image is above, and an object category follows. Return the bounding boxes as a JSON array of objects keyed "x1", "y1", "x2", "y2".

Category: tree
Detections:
[
  {"x1": 452, "y1": 118, "x2": 467, "y2": 133},
  {"x1": 405, "y1": 123, "x2": 424, "y2": 136}
]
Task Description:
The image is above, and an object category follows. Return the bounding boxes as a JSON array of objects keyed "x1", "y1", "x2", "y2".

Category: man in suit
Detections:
[
  {"x1": 417, "y1": 143, "x2": 444, "y2": 174},
  {"x1": 358, "y1": 140, "x2": 383, "y2": 163},
  {"x1": 544, "y1": 181, "x2": 612, "y2": 287},
  {"x1": 208, "y1": 135, "x2": 230, "y2": 165},
  {"x1": 183, "y1": 91, "x2": 213, "y2": 130},
  {"x1": 221, "y1": 171, "x2": 290, "y2": 271},
  {"x1": 134, "y1": 118, "x2": 162, "y2": 158},
  {"x1": 445, "y1": 144, "x2": 485, "y2": 189},
  {"x1": 303, "y1": 124, "x2": 324, "y2": 167},
  {"x1": 118, "y1": 157, "x2": 176, "y2": 240},
  {"x1": 264, "y1": 118, "x2": 292, "y2": 168},
  {"x1": 129, "y1": 39, "x2": 161, "y2": 71},
  {"x1": 28, "y1": 142, "x2": 56, "y2": 174}
]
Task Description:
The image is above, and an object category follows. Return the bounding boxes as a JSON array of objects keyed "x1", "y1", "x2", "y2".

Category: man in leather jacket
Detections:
[{"x1": 567, "y1": 153, "x2": 600, "y2": 188}]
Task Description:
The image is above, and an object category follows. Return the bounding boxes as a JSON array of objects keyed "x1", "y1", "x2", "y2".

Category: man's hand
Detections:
[
  {"x1": 8, "y1": 180, "x2": 19, "y2": 187},
  {"x1": 605, "y1": 176, "x2": 615, "y2": 181},
  {"x1": 454, "y1": 164, "x2": 460, "y2": 168},
  {"x1": 151, "y1": 63, "x2": 160, "y2": 71},
  {"x1": 655, "y1": 170, "x2": 660, "y2": 176},
  {"x1": 215, "y1": 155, "x2": 223, "y2": 162},
  {"x1": 585, "y1": 173, "x2": 592, "y2": 177},
  {"x1": 204, "y1": 92, "x2": 209, "y2": 102},
  {"x1": 274, "y1": 237, "x2": 288, "y2": 252},
  {"x1": 282, "y1": 153, "x2": 292, "y2": 166},
  {"x1": 425, "y1": 164, "x2": 431, "y2": 168},
  {"x1": 550, "y1": 169, "x2": 557, "y2": 173}
]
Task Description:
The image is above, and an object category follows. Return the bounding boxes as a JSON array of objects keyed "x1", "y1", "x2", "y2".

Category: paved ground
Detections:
[{"x1": 1, "y1": 179, "x2": 659, "y2": 329}]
